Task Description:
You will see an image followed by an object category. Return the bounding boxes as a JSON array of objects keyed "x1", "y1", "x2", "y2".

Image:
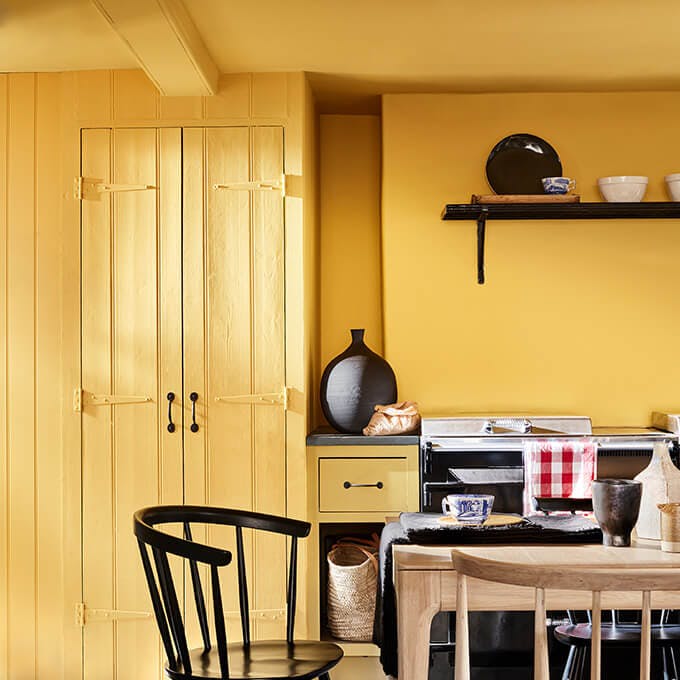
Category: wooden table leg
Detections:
[{"x1": 396, "y1": 570, "x2": 441, "y2": 680}]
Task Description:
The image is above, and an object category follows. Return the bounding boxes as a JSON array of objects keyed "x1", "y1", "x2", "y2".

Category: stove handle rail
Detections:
[
  {"x1": 422, "y1": 437, "x2": 678, "y2": 455},
  {"x1": 423, "y1": 481, "x2": 524, "y2": 491}
]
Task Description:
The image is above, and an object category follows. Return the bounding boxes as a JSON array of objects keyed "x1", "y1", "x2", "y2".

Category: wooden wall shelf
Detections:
[{"x1": 441, "y1": 202, "x2": 680, "y2": 284}]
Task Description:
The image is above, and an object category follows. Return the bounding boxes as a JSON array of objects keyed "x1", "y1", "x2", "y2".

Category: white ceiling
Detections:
[
  {"x1": 3, "y1": 0, "x2": 680, "y2": 110},
  {"x1": 0, "y1": 0, "x2": 134, "y2": 71}
]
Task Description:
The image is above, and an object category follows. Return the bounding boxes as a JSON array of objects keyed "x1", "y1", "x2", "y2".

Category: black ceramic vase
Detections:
[
  {"x1": 592, "y1": 478, "x2": 642, "y2": 547},
  {"x1": 320, "y1": 329, "x2": 397, "y2": 434}
]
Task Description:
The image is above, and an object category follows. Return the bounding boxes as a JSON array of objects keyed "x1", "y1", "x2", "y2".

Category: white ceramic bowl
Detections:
[
  {"x1": 597, "y1": 175, "x2": 648, "y2": 202},
  {"x1": 665, "y1": 174, "x2": 680, "y2": 201}
]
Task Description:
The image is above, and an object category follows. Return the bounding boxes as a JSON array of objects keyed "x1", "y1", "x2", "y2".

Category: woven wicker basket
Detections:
[{"x1": 327, "y1": 542, "x2": 378, "y2": 641}]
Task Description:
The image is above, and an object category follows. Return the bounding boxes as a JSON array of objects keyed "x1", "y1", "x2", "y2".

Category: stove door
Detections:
[{"x1": 421, "y1": 443, "x2": 525, "y2": 513}]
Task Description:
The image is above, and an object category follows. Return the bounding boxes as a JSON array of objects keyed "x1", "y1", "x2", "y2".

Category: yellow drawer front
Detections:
[{"x1": 319, "y1": 457, "x2": 408, "y2": 513}]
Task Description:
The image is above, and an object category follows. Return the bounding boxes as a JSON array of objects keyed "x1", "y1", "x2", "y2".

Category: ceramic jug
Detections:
[
  {"x1": 319, "y1": 329, "x2": 397, "y2": 434},
  {"x1": 634, "y1": 441, "x2": 680, "y2": 540},
  {"x1": 657, "y1": 502, "x2": 680, "y2": 552}
]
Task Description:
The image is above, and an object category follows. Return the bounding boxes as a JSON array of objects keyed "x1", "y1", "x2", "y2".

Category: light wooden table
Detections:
[{"x1": 393, "y1": 540, "x2": 680, "y2": 680}]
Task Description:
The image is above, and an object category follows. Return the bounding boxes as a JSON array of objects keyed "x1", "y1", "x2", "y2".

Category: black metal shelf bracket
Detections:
[
  {"x1": 441, "y1": 202, "x2": 680, "y2": 284},
  {"x1": 477, "y1": 208, "x2": 488, "y2": 285}
]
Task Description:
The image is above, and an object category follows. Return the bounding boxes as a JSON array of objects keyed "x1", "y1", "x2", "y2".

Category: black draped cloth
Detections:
[{"x1": 373, "y1": 513, "x2": 602, "y2": 677}]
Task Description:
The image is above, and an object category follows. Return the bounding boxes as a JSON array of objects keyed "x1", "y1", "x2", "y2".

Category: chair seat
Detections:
[
  {"x1": 555, "y1": 623, "x2": 680, "y2": 648},
  {"x1": 165, "y1": 639, "x2": 343, "y2": 679}
]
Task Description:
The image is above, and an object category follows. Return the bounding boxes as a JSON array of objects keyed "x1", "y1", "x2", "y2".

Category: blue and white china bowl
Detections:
[
  {"x1": 441, "y1": 494, "x2": 494, "y2": 523},
  {"x1": 542, "y1": 176, "x2": 575, "y2": 194}
]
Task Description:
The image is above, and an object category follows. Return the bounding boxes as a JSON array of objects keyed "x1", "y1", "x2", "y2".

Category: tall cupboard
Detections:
[
  {"x1": 0, "y1": 70, "x2": 317, "y2": 680},
  {"x1": 80, "y1": 125, "x2": 288, "y2": 678}
]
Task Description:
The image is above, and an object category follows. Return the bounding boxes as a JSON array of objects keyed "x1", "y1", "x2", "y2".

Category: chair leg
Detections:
[
  {"x1": 576, "y1": 647, "x2": 588, "y2": 680},
  {"x1": 572, "y1": 647, "x2": 582, "y2": 680},
  {"x1": 561, "y1": 646, "x2": 576, "y2": 680},
  {"x1": 566, "y1": 647, "x2": 580, "y2": 680},
  {"x1": 672, "y1": 647, "x2": 680, "y2": 680}
]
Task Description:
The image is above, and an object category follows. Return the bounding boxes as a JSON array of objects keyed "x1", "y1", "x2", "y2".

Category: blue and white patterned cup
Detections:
[
  {"x1": 542, "y1": 176, "x2": 576, "y2": 194},
  {"x1": 441, "y1": 494, "x2": 494, "y2": 523}
]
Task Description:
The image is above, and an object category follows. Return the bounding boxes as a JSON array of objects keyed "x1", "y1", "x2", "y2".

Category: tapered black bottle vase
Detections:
[{"x1": 320, "y1": 329, "x2": 397, "y2": 434}]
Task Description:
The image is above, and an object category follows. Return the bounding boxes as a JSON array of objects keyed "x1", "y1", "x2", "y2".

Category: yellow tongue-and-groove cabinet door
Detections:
[
  {"x1": 183, "y1": 127, "x2": 287, "y2": 643},
  {"x1": 81, "y1": 128, "x2": 183, "y2": 680}
]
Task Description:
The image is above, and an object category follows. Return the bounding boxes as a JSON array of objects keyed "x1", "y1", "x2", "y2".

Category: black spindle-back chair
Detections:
[{"x1": 134, "y1": 505, "x2": 343, "y2": 679}]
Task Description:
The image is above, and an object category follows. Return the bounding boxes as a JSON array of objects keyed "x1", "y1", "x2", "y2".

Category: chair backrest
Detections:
[
  {"x1": 451, "y1": 545, "x2": 680, "y2": 680},
  {"x1": 134, "y1": 505, "x2": 311, "y2": 679}
]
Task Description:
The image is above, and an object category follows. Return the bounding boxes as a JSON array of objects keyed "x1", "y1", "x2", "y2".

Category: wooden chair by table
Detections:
[
  {"x1": 134, "y1": 505, "x2": 343, "y2": 680},
  {"x1": 533, "y1": 497, "x2": 680, "y2": 678},
  {"x1": 451, "y1": 546, "x2": 680, "y2": 680}
]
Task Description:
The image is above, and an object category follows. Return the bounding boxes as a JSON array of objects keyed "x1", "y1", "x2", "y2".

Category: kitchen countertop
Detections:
[
  {"x1": 306, "y1": 426, "x2": 677, "y2": 446},
  {"x1": 306, "y1": 426, "x2": 419, "y2": 446}
]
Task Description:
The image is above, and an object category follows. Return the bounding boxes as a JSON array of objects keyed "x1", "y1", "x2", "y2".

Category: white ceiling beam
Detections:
[{"x1": 92, "y1": 0, "x2": 219, "y2": 96}]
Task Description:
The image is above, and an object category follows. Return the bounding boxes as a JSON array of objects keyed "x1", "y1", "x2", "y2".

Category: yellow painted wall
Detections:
[
  {"x1": 0, "y1": 69, "x2": 316, "y2": 680},
  {"x1": 318, "y1": 115, "x2": 383, "y2": 404},
  {"x1": 382, "y1": 92, "x2": 680, "y2": 426}
]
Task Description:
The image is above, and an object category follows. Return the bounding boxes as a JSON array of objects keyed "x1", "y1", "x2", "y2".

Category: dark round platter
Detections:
[{"x1": 486, "y1": 133, "x2": 562, "y2": 195}]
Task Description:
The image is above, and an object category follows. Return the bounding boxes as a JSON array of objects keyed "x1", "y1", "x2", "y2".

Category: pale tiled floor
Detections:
[{"x1": 332, "y1": 656, "x2": 390, "y2": 680}]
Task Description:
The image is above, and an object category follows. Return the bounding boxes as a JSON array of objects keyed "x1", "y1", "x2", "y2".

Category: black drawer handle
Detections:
[
  {"x1": 190, "y1": 392, "x2": 199, "y2": 432},
  {"x1": 343, "y1": 481, "x2": 383, "y2": 489},
  {"x1": 166, "y1": 392, "x2": 176, "y2": 433}
]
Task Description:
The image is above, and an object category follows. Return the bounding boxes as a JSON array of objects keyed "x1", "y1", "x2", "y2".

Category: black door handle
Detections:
[
  {"x1": 166, "y1": 392, "x2": 176, "y2": 433},
  {"x1": 190, "y1": 392, "x2": 199, "y2": 432}
]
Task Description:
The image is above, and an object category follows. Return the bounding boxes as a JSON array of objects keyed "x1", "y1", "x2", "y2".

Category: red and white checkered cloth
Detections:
[{"x1": 523, "y1": 439, "x2": 597, "y2": 515}]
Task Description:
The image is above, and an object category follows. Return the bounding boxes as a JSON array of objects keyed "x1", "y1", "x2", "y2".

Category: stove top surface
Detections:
[
  {"x1": 421, "y1": 414, "x2": 592, "y2": 437},
  {"x1": 421, "y1": 416, "x2": 678, "y2": 440},
  {"x1": 592, "y1": 426, "x2": 667, "y2": 436}
]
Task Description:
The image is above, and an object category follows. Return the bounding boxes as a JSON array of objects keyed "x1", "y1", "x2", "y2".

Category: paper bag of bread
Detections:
[{"x1": 362, "y1": 401, "x2": 421, "y2": 436}]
